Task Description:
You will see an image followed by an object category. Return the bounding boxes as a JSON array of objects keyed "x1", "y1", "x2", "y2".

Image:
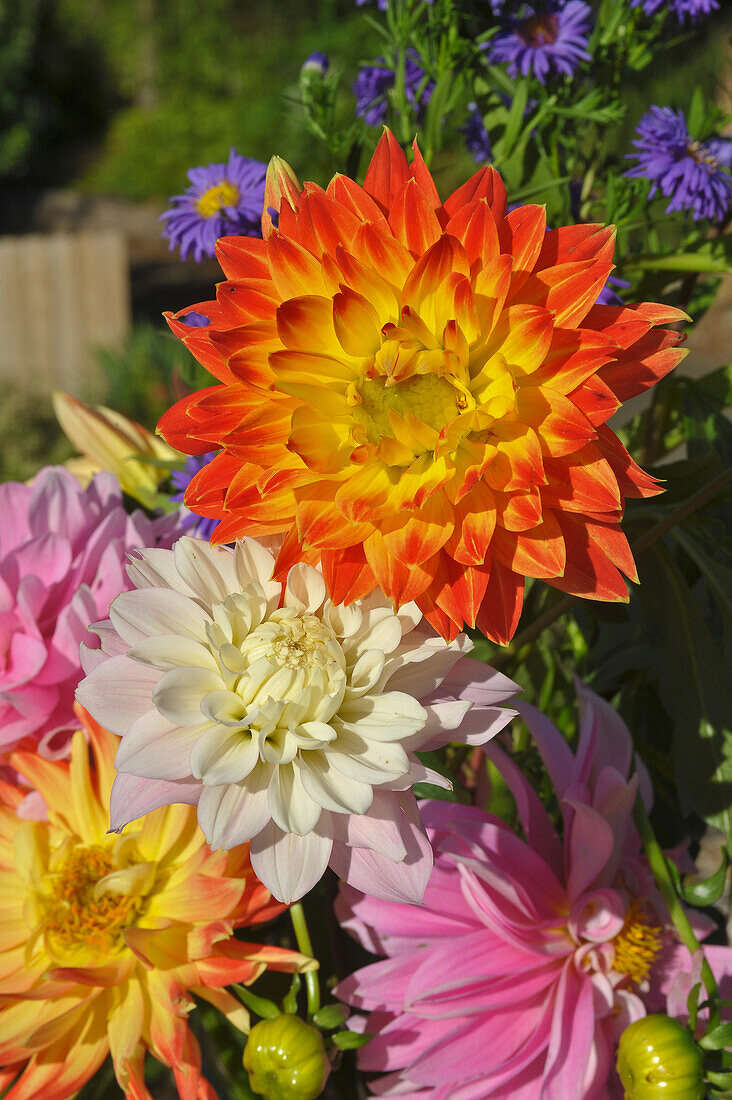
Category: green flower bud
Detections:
[
  {"x1": 243, "y1": 1013, "x2": 330, "y2": 1100},
  {"x1": 617, "y1": 1014, "x2": 706, "y2": 1099}
]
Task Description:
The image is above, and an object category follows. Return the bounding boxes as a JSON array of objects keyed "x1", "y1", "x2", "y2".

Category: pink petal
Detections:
[
  {"x1": 109, "y1": 772, "x2": 200, "y2": 830},
  {"x1": 483, "y1": 741, "x2": 563, "y2": 877},
  {"x1": 75, "y1": 655, "x2": 160, "y2": 735},
  {"x1": 516, "y1": 700, "x2": 575, "y2": 797}
]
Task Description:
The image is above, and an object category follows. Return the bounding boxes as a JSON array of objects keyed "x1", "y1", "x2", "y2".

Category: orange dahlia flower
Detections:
[
  {"x1": 0, "y1": 706, "x2": 312, "y2": 1100},
  {"x1": 159, "y1": 130, "x2": 686, "y2": 643}
]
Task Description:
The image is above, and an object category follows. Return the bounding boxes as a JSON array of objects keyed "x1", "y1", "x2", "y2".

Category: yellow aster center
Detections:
[
  {"x1": 350, "y1": 373, "x2": 465, "y2": 446},
  {"x1": 37, "y1": 844, "x2": 140, "y2": 960},
  {"x1": 612, "y1": 901, "x2": 663, "y2": 985},
  {"x1": 195, "y1": 180, "x2": 240, "y2": 219}
]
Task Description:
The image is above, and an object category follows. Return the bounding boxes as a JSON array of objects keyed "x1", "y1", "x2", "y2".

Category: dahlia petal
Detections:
[
  {"x1": 197, "y1": 765, "x2": 273, "y2": 848},
  {"x1": 250, "y1": 819, "x2": 333, "y2": 903},
  {"x1": 110, "y1": 587, "x2": 212, "y2": 646},
  {"x1": 300, "y1": 753, "x2": 374, "y2": 815},
  {"x1": 267, "y1": 234, "x2": 327, "y2": 299},
  {"x1": 498, "y1": 204, "x2": 547, "y2": 296},
  {"x1": 541, "y1": 966, "x2": 596, "y2": 1100},
  {"x1": 443, "y1": 165, "x2": 507, "y2": 221},
  {"x1": 109, "y1": 773, "x2": 200, "y2": 830},
  {"x1": 268, "y1": 761, "x2": 323, "y2": 834},
  {"x1": 330, "y1": 814, "x2": 433, "y2": 904},
  {"x1": 492, "y1": 514, "x2": 566, "y2": 580},
  {"x1": 76, "y1": 656, "x2": 161, "y2": 735},
  {"x1": 475, "y1": 561, "x2": 524, "y2": 645},
  {"x1": 389, "y1": 179, "x2": 443, "y2": 254},
  {"x1": 337, "y1": 692, "x2": 427, "y2": 742},
  {"x1": 153, "y1": 667, "x2": 222, "y2": 725},
  {"x1": 363, "y1": 128, "x2": 410, "y2": 212}
]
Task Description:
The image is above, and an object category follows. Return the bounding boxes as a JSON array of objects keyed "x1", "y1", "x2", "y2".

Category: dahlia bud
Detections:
[
  {"x1": 243, "y1": 1014, "x2": 330, "y2": 1100},
  {"x1": 261, "y1": 156, "x2": 301, "y2": 239},
  {"x1": 616, "y1": 1015, "x2": 705, "y2": 1099}
]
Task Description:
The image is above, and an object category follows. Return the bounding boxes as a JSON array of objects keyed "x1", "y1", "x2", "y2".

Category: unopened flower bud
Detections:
[
  {"x1": 301, "y1": 51, "x2": 329, "y2": 76},
  {"x1": 261, "y1": 156, "x2": 301, "y2": 239},
  {"x1": 243, "y1": 1014, "x2": 330, "y2": 1100},
  {"x1": 617, "y1": 1015, "x2": 705, "y2": 1099}
]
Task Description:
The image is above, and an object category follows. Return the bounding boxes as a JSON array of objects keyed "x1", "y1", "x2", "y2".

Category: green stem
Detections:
[
  {"x1": 289, "y1": 901, "x2": 321, "y2": 1019},
  {"x1": 633, "y1": 794, "x2": 719, "y2": 1005}
]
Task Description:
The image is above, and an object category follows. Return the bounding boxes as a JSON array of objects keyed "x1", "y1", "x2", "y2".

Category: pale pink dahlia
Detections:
[
  {"x1": 335, "y1": 682, "x2": 732, "y2": 1100},
  {"x1": 76, "y1": 536, "x2": 517, "y2": 904},
  {"x1": 0, "y1": 467, "x2": 178, "y2": 759}
]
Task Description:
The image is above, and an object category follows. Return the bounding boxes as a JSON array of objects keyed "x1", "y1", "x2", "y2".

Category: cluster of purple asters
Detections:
[
  {"x1": 356, "y1": 0, "x2": 433, "y2": 7},
  {"x1": 630, "y1": 0, "x2": 719, "y2": 23},
  {"x1": 486, "y1": 0, "x2": 593, "y2": 84},
  {"x1": 161, "y1": 149, "x2": 266, "y2": 262},
  {"x1": 352, "y1": 49, "x2": 434, "y2": 127},
  {"x1": 460, "y1": 103, "x2": 493, "y2": 162},
  {"x1": 626, "y1": 106, "x2": 732, "y2": 222}
]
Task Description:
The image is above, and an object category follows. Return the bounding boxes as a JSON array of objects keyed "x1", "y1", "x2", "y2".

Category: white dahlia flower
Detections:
[{"x1": 77, "y1": 537, "x2": 516, "y2": 903}]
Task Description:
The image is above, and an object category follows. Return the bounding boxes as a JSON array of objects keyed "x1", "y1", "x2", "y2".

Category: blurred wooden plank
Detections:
[{"x1": 0, "y1": 231, "x2": 130, "y2": 397}]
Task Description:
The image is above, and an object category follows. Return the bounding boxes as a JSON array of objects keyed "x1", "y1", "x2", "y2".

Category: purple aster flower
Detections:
[
  {"x1": 302, "y1": 51, "x2": 329, "y2": 75},
  {"x1": 630, "y1": 0, "x2": 719, "y2": 22},
  {"x1": 596, "y1": 274, "x2": 632, "y2": 306},
  {"x1": 486, "y1": 1, "x2": 593, "y2": 84},
  {"x1": 353, "y1": 49, "x2": 433, "y2": 127},
  {"x1": 460, "y1": 103, "x2": 493, "y2": 162},
  {"x1": 356, "y1": 0, "x2": 433, "y2": 6},
  {"x1": 179, "y1": 311, "x2": 211, "y2": 327},
  {"x1": 707, "y1": 136, "x2": 732, "y2": 171},
  {"x1": 626, "y1": 106, "x2": 732, "y2": 222},
  {"x1": 170, "y1": 453, "x2": 219, "y2": 540},
  {"x1": 161, "y1": 149, "x2": 266, "y2": 263}
]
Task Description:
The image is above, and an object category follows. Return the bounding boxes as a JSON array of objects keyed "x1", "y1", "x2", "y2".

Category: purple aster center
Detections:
[{"x1": 519, "y1": 13, "x2": 560, "y2": 45}]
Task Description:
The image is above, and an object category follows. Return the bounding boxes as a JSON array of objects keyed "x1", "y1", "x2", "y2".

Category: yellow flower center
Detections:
[
  {"x1": 350, "y1": 374, "x2": 465, "y2": 447},
  {"x1": 612, "y1": 901, "x2": 663, "y2": 985},
  {"x1": 37, "y1": 844, "x2": 141, "y2": 961},
  {"x1": 195, "y1": 180, "x2": 240, "y2": 219}
]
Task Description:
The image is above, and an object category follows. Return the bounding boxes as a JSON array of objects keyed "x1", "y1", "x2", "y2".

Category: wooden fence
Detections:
[{"x1": 0, "y1": 231, "x2": 130, "y2": 396}]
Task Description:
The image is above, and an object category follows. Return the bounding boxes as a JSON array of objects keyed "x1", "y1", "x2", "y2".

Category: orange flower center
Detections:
[
  {"x1": 612, "y1": 900, "x2": 663, "y2": 985},
  {"x1": 519, "y1": 14, "x2": 559, "y2": 46},
  {"x1": 39, "y1": 845, "x2": 138, "y2": 960},
  {"x1": 195, "y1": 180, "x2": 240, "y2": 219}
]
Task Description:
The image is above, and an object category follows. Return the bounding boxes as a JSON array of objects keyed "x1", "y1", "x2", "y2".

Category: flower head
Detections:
[
  {"x1": 335, "y1": 682, "x2": 732, "y2": 1099},
  {"x1": 301, "y1": 51, "x2": 329, "y2": 75},
  {"x1": 626, "y1": 107, "x2": 732, "y2": 222},
  {"x1": 0, "y1": 467, "x2": 178, "y2": 759},
  {"x1": 486, "y1": 1, "x2": 593, "y2": 84},
  {"x1": 353, "y1": 51, "x2": 433, "y2": 127},
  {"x1": 630, "y1": 0, "x2": 719, "y2": 23},
  {"x1": 171, "y1": 452, "x2": 221, "y2": 540},
  {"x1": 161, "y1": 149, "x2": 267, "y2": 262},
  {"x1": 0, "y1": 706, "x2": 309, "y2": 1100},
  {"x1": 76, "y1": 535, "x2": 517, "y2": 904},
  {"x1": 158, "y1": 132, "x2": 686, "y2": 643}
]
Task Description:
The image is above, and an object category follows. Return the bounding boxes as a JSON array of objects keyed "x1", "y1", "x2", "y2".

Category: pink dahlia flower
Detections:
[
  {"x1": 0, "y1": 467, "x2": 178, "y2": 759},
  {"x1": 76, "y1": 536, "x2": 517, "y2": 904},
  {"x1": 335, "y1": 682, "x2": 732, "y2": 1100}
]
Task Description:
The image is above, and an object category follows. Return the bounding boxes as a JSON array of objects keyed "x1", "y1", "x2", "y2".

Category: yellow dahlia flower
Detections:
[{"x1": 0, "y1": 706, "x2": 312, "y2": 1100}]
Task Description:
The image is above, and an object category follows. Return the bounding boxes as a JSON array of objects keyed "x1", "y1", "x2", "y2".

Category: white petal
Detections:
[
  {"x1": 110, "y1": 587, "x2": 212, "y2": 646},
  {"x1": 115, "y1": 709, "x2": 207, "y2": 779},
  {"x1": 190, "y1": 724, "x2": 259, "y2": 785},
  {"x1": 347, "y1": 607, "x2": 403, "y2": 661},
  {"x1": 152, "y1": 666, "x2": 222, "y2": 725},
  {"x1": 268, "y1": 762, "x2": 322, "y2": 834},
  {"x1": 250, "y1": 819, "x2": 333, "y2": 904},
  {"x1": 299, "y1": 754, "x2": 373, "y2": 816},
  {"x1": 76, "y1": 656, "x2": 160, "y2": 735},
  {"x1": 197, "y1": 770, "x2": 273, "y2": 849},
  {"x1": 336, "y1": 692, "x2": 427, "y2": 742},
  {"x1": 405, "y1": 761, "x2": 452, "y2": 789},
  {"x1": 110, "y1": 773, "x2": 200, "y2": 831},
  {"x1": 380, "y1": 632, "x2": 470, "y2": 697},
  {"x1": 418, "y1": 704, "x2": 518, "y2": 752},
  {"x1": 234, "y1": 538, "x2": 280, "y2": 609},
  {"x1": 126, "y1": 547, "x2": 196, "y2": 593},
  {"x1": 328, "y1": 733, "x2": 409, "y2": 785},
  {"x1": 283, "y1": 563, "x2": 326, "y2": 614},
  {"x1": 173, "y1": 537, "x2": 239, "y2": 605},
  {"x1": 323, "y1": 600, "x2": 362, "y2": 638},
  {"x1": 400, "y1": 701, "x2": 472, "y2": 751},
  {"x1": 200, "y1": 689, "x2": 252, "y2": 726},
  {"x1": 346, "y1": 650, "x2": 386, "y2": 698},
  {"x1": 127, "y1": 634, "x2": 219, "y2": 673}
]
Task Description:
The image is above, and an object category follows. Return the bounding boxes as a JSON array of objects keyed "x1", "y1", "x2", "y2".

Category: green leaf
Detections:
[
  {"x1": 647, "y1": 546, "x2": 732, "y2": 849},
  {"x1": 625, "y1": 252, "x2": 732, "y2": 275},
  {"x1": 232, "y1": 985, "x2": 281, "y2": 1020},
  {"x1": 687, "y1": 84, "x2": 706, "y2": 139},
  {"x1": 312, "y1": 1004, "x2": 348, "y2": 1030},
  {"x1": 679, "y1": 847, "x2": 729, "y2": 906},
  {"x1": 332, "y1": 1030, "x2": 372, "y2": 1051},
  {"x1": 700, "y1": 1022, "x2": 732, "y2": 1052},
  {"x1": 502, "y1": 81, "x2": 528, "y2": 158}
]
